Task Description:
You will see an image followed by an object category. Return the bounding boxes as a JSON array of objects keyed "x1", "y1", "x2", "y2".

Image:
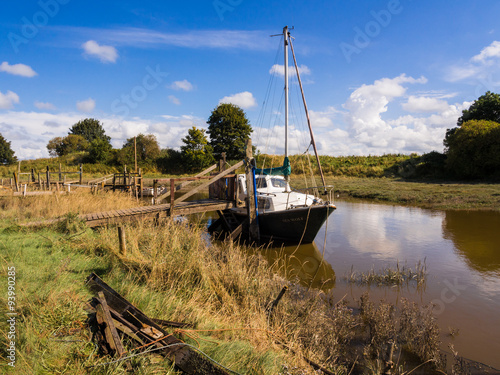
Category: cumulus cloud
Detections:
[
  {"x1": 169, "y1": 80, "x2": 194, "y2": 91},
  {"x1": 340, "y1": 74, "x2": 468, "y2": 155},
  {"x1": 76, "y1": 98, "x2": 96, "y2": 112},
  {"x1": 401, "y1": 96, "x2": 450, "y2": 113},
  {"x1": 0, "y1": 90, "x2": 20, "y2": 109},
  {"x1": 269, "y1": 64, "x2": 311, "y2": 77},
  {"x1": 0, "y1": 62, "x2": 37, "y2": 77},
  {"x1": 471, "y1": 40, "x2": 500, "y2": 63},
  {"x1": 34, "y1": 101, "x2": 56, "y2": 110},
  {"x1": 219, "y1": 91, "x2": 257, "y2": 109},
  {"x1": 168, "y1": 95, "x2": 181, "y2": 105},
  {"x1": 82, "y1": 40, "x2": 118, "y2": 63}
]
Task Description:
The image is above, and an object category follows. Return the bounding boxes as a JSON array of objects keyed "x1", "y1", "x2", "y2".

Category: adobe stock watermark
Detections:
[
  {"x1": 339, "y1": 0, "x2": 409, "y2": 63},
  {"x1": 430, "y1": 278, "x2": 467, "y2": 315},
  {"x1": 213, "y1": 0, "x2": 243, "y2": 21},
  {"x1": 8, "y1": 0, "x2": 70, "y2": 53},
  {"x1": 111, "y1": 65, "x2": 168, "y2": 117},
  {"x1": 6, "y1": 266, "x2": 17, "y2": 368}
]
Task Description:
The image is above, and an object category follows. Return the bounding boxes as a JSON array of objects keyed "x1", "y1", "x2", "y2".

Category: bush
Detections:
[{"x1": 444, "y1": 119, "x2": 500, "y2": 179}]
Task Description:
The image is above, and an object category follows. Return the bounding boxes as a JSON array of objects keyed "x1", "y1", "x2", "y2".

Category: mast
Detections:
[
  {"x1": 289, "y1": 35, "x2": 327, "y2": 193},
  {"x1": 283, "y1": 26, "x2": 289, "y2": 162}
]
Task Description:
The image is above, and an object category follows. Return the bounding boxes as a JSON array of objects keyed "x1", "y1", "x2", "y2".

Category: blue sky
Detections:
[{"x1": 1, "y1": 0, "x2": 500, "y2": 159}]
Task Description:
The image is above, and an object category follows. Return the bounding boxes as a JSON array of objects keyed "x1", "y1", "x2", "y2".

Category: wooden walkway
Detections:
[{"x1": 83, "y1": 199, "x2": 235, "y2": 228}]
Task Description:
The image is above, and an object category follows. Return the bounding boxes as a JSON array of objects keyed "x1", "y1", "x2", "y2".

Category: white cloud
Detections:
[
  {"x1": 401, "y1": 96, "x2": 450, "y2": 113},
  {"x1": 82, "y1": 40, "x2": 118, "y2": 63},
  {"x1": 0, "y1": 91, "x2": 20, "y2": 109},
  {"x1": 446, "y1": 41, "x2": 500, "y2": 88},
  {"x1": 269, "y1": 64, "x2": 311, "y2": 77},
  {"x1": 338, "y1": 74, "x2": 470, "y2": 155},
  {"x1": 0, "y1": 110, "x2": 206, "y2": 160},
  {"x1": 0, "y1": 62, "x2": 37, "y2": 77},
  {"x1": 62, "y1": 27, "x2": 274, "y2": 51},
  {"x1": 76, "y1": 98, "x2": 96, "y2": 112},
  {"x1": 471, "y1": 41, "x2": 500, "y2": 63},
  {"x1": 34, "y1": 101, "x2": 56, "y2": 110},
  {"x1": 170, "y1": 79, "x2": 194, "y2": 91},
  {"x1": 168, "y1": 95, "x2": 181, "y2": 105},
  {"x1": 219, "y1": 91, "x2": 257, "y2": 109}
]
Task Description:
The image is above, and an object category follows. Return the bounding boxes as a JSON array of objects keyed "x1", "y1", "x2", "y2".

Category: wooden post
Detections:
[
  {"x1": 170, "y1": 178, "x2": 175, "y2": 216},
  {"x1": 139, "y1": 168, "x2": 143, "y2": 199},
  {"x1": 46, "y1": 166, "x2": 50, "y2": 191},
  {"x1": 13, "y1": 172, "x2": 19, "y2": 192},
  {"x1": 59, "y1": 163, "x2": 62, "y2": 182},
  {"x1": 31, "y1": 169, "x2": 35, "y2": 183},
  {"x1": 219, "y1": 152, "x2": 226, "y2": 172},
  {"x1": 245, "y1": 139, "x2": 259, "y2": 243},
  {"x1": 118, "y1": 227, "x2": 127, "y2": 255},
  {"x1": 134, "y1": 136, "x2": 137, "y2": 172},
  {"x1": 153, "y1": 179, "x2": 158, "y2": 205},
  {"x1": 79, "y1": 164, "x2": 83, "y2": 185}
]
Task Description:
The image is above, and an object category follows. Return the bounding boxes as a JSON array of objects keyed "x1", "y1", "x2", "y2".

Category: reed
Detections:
[{"x1": 0, "y1": 193, "x2": 447, "y2": 374}]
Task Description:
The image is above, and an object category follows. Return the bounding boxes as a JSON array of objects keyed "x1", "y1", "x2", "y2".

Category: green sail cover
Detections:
[{"x1": 255, "y1": 156, "x2": 291, "y2": 176}]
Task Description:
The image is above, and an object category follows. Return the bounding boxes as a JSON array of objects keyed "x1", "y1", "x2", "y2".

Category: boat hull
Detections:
[{"x1": 233, "y1": 204, "x2": 335, "y2": 244}]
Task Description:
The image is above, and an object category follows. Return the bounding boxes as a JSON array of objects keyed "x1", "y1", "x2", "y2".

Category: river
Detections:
[{"x1": 266, "y1": 199, "x2": 500, "y2": 369}]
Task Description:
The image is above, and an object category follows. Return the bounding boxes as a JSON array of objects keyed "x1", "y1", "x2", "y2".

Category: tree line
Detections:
[{"x1": 1, "y1": 95, "x2": 500, "y2": 180}]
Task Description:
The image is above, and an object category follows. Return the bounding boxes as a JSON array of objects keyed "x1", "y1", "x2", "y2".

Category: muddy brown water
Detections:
[{"x1": 269, "y1": 200, "x2": 500, "y2": 369}]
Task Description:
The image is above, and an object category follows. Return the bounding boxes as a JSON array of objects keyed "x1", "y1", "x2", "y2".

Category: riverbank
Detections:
[
  {"x1": 291, "y1": 176, "x2": 500, "y2": 211},
  {"x1": 0, "y1": 190, "x2": 455, "y2": 374}
]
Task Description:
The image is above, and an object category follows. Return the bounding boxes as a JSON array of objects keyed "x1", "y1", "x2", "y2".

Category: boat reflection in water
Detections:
[{"x1": 256, "y1": 242, "x2": 336, "y2": 290}]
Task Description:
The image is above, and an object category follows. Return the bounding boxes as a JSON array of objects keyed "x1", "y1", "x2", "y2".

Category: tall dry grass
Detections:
[{"x1": 0, "y1": 189, "x2": 140, "y2": 223}]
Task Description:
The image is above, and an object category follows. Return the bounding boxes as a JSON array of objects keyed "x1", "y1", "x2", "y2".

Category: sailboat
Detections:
[{"x1": 226, "y1": 26, "x2": 336, "y2": 244}]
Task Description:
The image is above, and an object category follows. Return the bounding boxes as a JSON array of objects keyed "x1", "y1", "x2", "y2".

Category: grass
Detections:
[
  {"x1": 346, "y1": 261, "x2": 427, "y2": 287},
  {"x1": 0, "y1": 191, "x2": 469, "y2": 374},
  {"x1": 290, "y1": 176, "x2": 500, "y2": 211}
]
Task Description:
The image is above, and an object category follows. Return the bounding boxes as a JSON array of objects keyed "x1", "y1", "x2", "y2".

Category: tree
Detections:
[
  {"x1": 206, "y1": 103, "x2": 252, "y2": 160},
  {"x1": 457, "y1": 91, "x2": 500, "y2": 126},
  {"x1": 120, "y1": 134, "x2": 161, "y2": 166},
  {"x1": 87, "y1": 138, "x2": 112, "y2": 163},
  {"x1": 47, "y1": 135, "x2": 89, "y2": 157},
  {"x1": 0, "y1": 133, "x2": 17, "y2": 165},
  {"x1": 444, "y1": 119, "x2": 500, "y2": 179},
  {"x1": 69, "y1": 118, "x2": 111, "y2": 144},
  {"x1": 181, "y1": 127, "x2": 215, "y2": 172}
]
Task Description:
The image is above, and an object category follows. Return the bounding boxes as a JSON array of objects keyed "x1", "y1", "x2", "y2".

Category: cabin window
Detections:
[
  {"x1": 256, "y1": 178, "x2": 267, "y2": 188},
  {"x1": 257, "y1": 197, "x2": 271, "y2": 210},
  {"x1": 271, "y1": 178, "x2": 287, "y2": 188}
]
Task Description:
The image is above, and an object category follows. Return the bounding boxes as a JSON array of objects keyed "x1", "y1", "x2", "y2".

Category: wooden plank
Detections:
[
  {"x1": 175, "y1": 161, "x2": 243, "y2": 205},
  {"x1": 97, "y1": 291, "x2": 126, "y2": 358},
  {"x1": 156, "y1": 164, "x2": 217, "y2": 202}
]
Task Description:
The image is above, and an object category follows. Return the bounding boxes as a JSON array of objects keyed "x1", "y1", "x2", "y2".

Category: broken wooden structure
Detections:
[{"x1": 85, "y1": 272, "x2": 231, "y2": 375}]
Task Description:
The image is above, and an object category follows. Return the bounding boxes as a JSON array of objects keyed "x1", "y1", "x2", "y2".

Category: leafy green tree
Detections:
[
  {"x1": 120, "y1": 134, "x2": 161, "y2": 166},
  {"x1": 46, "y1": 134, "x2": 89, "y2": 157},
  {"x1": 87, "y1": 138, "x2": 113, "y2": 163},
  {"x1": 444, "y1": 119, "x2": 500, "y2": 179},
  {"x1": 69, "y1": 118, "x2": 111, "y2": 144},
  {"x1": 457, "y1": 91, "x2": 500, "y2": 126},
  {"x1": 0, "y1": 133, "x2": 17, "y2": 165},
  {"x1": 206, "y1": 103, "x2": 252, "y2": 160},
  {"x1": 181, "y1": 127, "x2": 215, "y2": 172}
]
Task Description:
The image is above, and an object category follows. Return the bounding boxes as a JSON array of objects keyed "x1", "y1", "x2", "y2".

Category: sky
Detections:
[{"x1": 1, "y1": 0, "x2": 500, "y2": 160}]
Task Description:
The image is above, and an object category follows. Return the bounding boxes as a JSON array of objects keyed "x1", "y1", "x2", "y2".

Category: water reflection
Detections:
[
  {"x1": 260, "y1": 242, "x2": 336, "y2": 290},
  {"x1": 442, "y1": 210, "x2": 500, "y2": 275}
]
